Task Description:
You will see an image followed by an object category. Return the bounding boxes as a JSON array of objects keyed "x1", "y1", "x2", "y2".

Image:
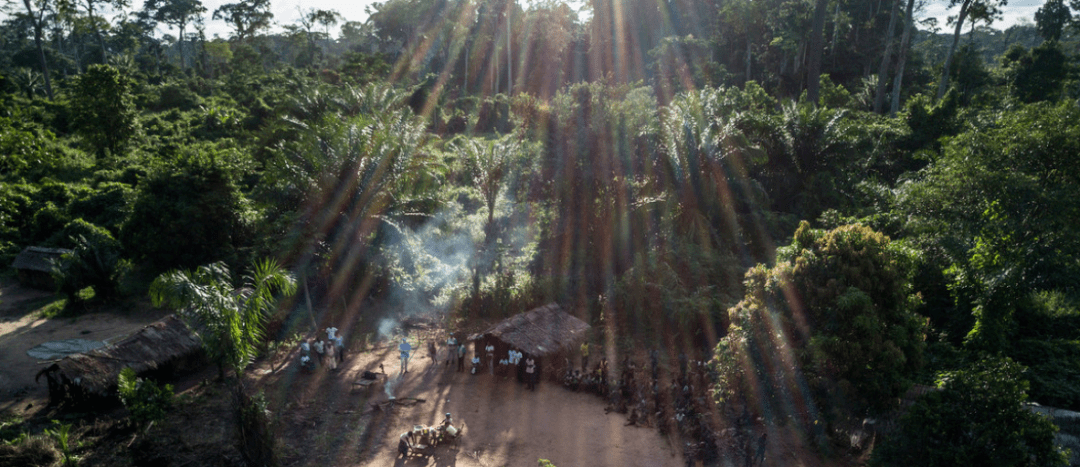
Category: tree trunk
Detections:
[
  {"x1": 22, "y1": 0, "x2": 54, "y2": 99},
  {"x1": 890, "y1": 0, "x2": 917, "y2": 115},
  {"x1": 806, "y1": 0, "x2": 829, "y2": 104},
  {"x1": 180, "y1": 21, "x2": 190, "y2": 70},
  {"x1": 745, "y1": 39, "x2": 751, "y2": 83},
  {"x1": 874, "y1": 0, "x2": 902, "y2": 113},
  {"x1": 86, "y1": 0, "x2": 108, "y2": 61},
  {"x1": 937, "y1": 0, "x2": 971, "y2": 101}
]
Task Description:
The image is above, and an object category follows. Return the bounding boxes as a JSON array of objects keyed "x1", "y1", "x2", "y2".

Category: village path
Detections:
[{"x1": 256, "y1": 338, "x2": 682, "y2": 467}]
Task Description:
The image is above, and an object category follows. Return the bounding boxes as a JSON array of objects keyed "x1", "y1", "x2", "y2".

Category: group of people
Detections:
[{"x1": 299, "y1": 326, "x2": 346, "y2": 372}]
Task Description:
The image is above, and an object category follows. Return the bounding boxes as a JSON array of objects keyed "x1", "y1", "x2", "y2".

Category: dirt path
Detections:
[
  {"x1": 0, "y1": 280, "x2": 169, "y2": 416},
  {"x1": 255, "y1": 339, "x2": 680, "y2": 467}
]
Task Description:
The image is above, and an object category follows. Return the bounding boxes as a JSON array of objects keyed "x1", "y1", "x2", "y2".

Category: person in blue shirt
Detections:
[{"x1": 399, "y1": 338, "x2": 413, "y2": 373}]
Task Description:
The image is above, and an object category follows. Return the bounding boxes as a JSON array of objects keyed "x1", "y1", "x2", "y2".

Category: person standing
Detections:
[
  {"x1": 525, "y1": 356, "x2": 537, "y2": 390},
  {"x1": 485, "y1": 344, "x2": 495, "y2": 375},
  {"x1": 580, "y1": 342, "x2": 590, "y2": 371},
  {"x1": 334, "y1": 334, "x2": 345, "y2": 363},
  {"x1": 326, "y1": 326, "x2": 338, "y2": 341},
  {"x1": 325, "y1": 341, "x2": 337, "y2": 371},
  {"x1": 457, "y1": 343, "x2": 466, "y2": 372},
  {"x1": 427, "y1": 339, "x2": 438, "y2": 371},
  {"x1": 314, "y1": 339, "x2": 326, "y2": 366},
  {"x1": 446, "y1": 335, "x2": 458, "y2": 368},
  {"x1": 399, "y1": 338, "x2": 413, "y2": 374}
]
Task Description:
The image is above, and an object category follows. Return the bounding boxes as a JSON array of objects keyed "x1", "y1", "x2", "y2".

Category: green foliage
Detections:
[
  {"x1": 71, "y1": 64, "x2": 138, "y2": 160},
  {"x1": 117, "y1": 367, "x2": 175, "y2": 426},
  {"x1": 149, "y1": 259, "x2": 297, "y2": 379},
  {"x1": 44, "y1": 421, "x2": 81, "y2": 467},
  {"x1": 871, "y1": 357, "x2": 1068, "y2": 467},
  {"x1": 902, "y1": 91, "x2": 960, "y2": 151},
  {"x1": 122, "y1": 160, "x2": 250, "y2": 275},
  {"x1": 712, "y1": 222, "x2": 926, "y2": 422},
  {"x1": 51, "y1": 225, "x2": 129, "y2": 305},
  {"x1": 1001, "y1": 42, "x2": 1070, "y2": 103},
  {"x1": 538, "y1": 459, "x2": 557, "y2": 467}
]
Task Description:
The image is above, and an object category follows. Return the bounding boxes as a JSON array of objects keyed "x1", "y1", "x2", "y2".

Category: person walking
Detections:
[{"x1": 525, "y1": 357, "x2": 537, "y2": 390}]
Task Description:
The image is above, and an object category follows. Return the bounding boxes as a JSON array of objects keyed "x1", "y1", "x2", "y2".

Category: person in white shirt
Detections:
[
  {"x1": 326, "y1": 326, "x2": 338, "y2": 340},
  {"x1": 485, "y1": 344, "x2": 495, "y2": 374},
  {"x1": 525, "y1": 357, "x2": 537, "y2": 390}
]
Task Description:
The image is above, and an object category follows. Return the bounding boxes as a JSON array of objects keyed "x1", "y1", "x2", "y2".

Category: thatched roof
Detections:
[
  {"x1": 11, "y1": 246, "x2": 71, "y2": 272},
  {"x1": 468, "y1": 303, "x2": 590, "y2": 357},
  {"x1": 47, "y1": 314, "x2": 201, "y2": 397}
]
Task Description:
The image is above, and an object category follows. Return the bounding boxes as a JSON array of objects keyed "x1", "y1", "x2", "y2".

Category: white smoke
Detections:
[
  {"x1": 376, "y1": 189, "x2": 539, "y2": 317},
  {"x1": 385, "y1": 374, "x2": 400, "y2": 399}
]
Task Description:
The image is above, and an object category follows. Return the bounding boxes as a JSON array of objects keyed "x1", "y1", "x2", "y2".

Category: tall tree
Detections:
[
  {"x1": 806, "y1": 0, "x2": 829, "y2": 104},
  {"x1": 890, "y1": 0, "x2": 917, "y2": 115},
  {"x1": 873, "y1": 0, "x2": 902, "y2": 113},
  {"x1": 71, "y1": 64, "x2": 137, "y2": 159},
  {"x1": 144, "y1": 0, "x2": 205, "y2": 69},
  {"x1": 937, "y1": 0, "x2": 1006, "y2": 100},
  {"x1": 1035, "y1": 0, "x2": 1072, "y2": 42},
  {"x1": 75, "y1": 0, "x2": 130, "y2": 61},
  {"x1": 212, "y1": 0, "x2": 272, "y2": 42},
  {"x1": 16, "y1": 0, "x2": 55, "y2": 98}
]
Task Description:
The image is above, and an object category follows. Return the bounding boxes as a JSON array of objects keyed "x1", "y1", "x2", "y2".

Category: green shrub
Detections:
[
  {"x1": 117, "y1": 367, "x2": 174, "y2": 426},
  {"x1": 871, "y1": 357, "x2": 1068, "y2": 467}
]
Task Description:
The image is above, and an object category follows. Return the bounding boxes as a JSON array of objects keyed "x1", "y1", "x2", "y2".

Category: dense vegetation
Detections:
[{"x1": 2, "y1": 0, "x2": 1080, "y2": 464}]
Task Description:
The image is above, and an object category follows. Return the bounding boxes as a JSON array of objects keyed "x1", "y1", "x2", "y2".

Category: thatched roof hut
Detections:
[
  {"x1": 468, "y1": 303, "x2": 590, "y2": 358},
  {"x1": 37, "y1": 314, "x2": 203, "y2": 404},
  {"x1": 11, "y1": 246, "x2": 71, "y2": 290}
]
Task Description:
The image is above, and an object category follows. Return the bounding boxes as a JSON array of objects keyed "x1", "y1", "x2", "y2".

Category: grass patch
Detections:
[{"x1": 36, "y1": 298, "x2": 70, "y2": 319}]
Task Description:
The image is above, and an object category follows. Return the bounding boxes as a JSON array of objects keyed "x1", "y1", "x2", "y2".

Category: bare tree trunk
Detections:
[
  {"x1": 937, "y1": 0, "x2": 971, "y2": 100},
  {"x1": 178, "y1": 22, "x2": 186, "y2": 69},
  {"x1": 745, "y1": 40, "x2": 751, "y2": 83},
  {"x1": 22, "y1": 0, "x2": 54, "y2": 99},
  {"x1": 806, "y1": 0, "x2": 829, "y2": 104},
  {"x1": 86, "y1": 1, "x2": 108, "y2": 61},
  {"x1": 874, "y1": 0, "x2": 902, "y2": 113},
  {"x1": 890, "y1": 0, "x2": 917, "y2": 115}
]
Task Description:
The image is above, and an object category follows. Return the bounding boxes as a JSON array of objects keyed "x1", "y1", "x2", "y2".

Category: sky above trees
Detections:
[{"x1": 1, "y1": 0, "x2": 1045, "y2": 40}]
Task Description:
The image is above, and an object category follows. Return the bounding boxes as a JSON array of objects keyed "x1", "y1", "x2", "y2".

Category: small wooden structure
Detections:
[
  {"x1": 36, "y1": 314, "x2": 204, "y2": 405},
  {"x1": 11, "y1": 246, "x2": 71, "y2": 290},
  {"x1": 468, "y1": 303, "x2": 590, "y2": 381}
]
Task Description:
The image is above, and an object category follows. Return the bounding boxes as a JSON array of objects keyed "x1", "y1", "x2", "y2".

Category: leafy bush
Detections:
[
  {"x1": 117, "y1": 367, "x2": 174, "y2": 426},
  {"x1": 871, "y1": 357, "x2": 1068, "y2": 467},
  {"x1": 712, "y1": 222, "x2": 926, "y2": 424},
  {"x1": 121, "y1": 160, "x2": 249, "y2": 274},
  {"x1": 51, "y1": 224, "x2": 129, "y2": 304}
]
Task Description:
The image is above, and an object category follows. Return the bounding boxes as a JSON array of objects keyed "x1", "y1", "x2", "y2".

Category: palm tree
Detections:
[
  {"x1": 452, "y1": 133, "x2": 520, "y2": 242},
  {"x1": 149, "y1": 259, "x2": 296, "y2": 381}
]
